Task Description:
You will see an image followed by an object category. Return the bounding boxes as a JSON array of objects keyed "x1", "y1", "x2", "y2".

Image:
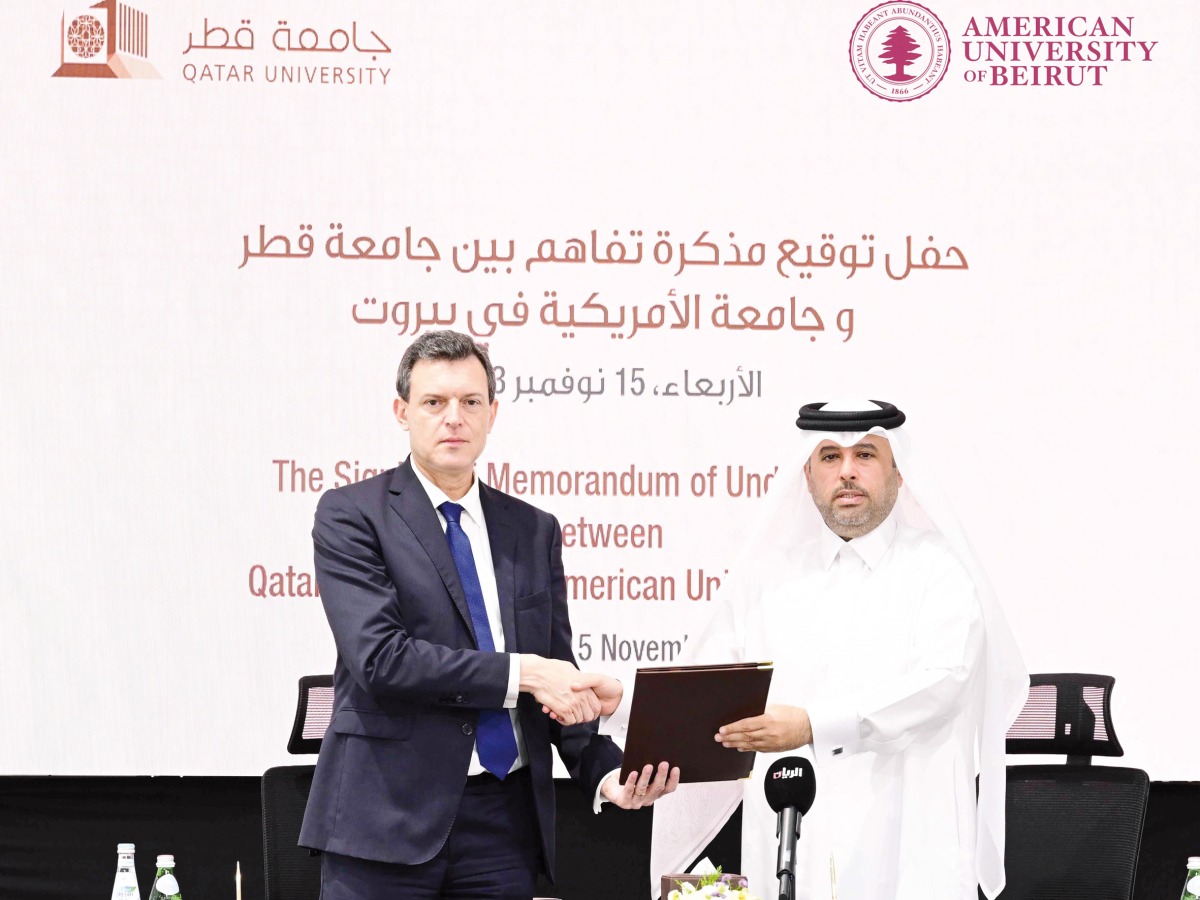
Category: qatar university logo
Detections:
[
  {"x1": 850, "y1": 3, "x2": 949, "y2": 102},
  {"x1": 53, "y1": 0, "x2": 160, "y2": 78}
]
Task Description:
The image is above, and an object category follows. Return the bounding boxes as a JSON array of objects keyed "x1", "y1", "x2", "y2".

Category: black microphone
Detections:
[{"x1": 763, "y1": 757, "x2": 817, "y2": 900}]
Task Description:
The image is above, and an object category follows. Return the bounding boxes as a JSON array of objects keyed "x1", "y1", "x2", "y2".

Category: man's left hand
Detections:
[
  {"x1": 600, "y1": 762, "x2": 680, "y2": 809},
  {"x1": 716, "y1": 703, "x2": 812, "y2": 752}
]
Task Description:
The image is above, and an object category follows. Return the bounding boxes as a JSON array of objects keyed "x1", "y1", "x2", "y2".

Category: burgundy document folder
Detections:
[{"x1": 620, "y1": 662, "x2": 774, "y2": 784}]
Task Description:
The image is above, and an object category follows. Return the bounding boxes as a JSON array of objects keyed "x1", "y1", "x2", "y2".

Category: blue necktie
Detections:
[{"x1": 439, "y1": 501, "x2": 519, "y2": 779}]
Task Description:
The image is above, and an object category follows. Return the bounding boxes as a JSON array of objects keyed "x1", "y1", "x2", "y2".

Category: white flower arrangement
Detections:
[{"x1": 666, "y1": 871, "x2": 759, "y2": 900}]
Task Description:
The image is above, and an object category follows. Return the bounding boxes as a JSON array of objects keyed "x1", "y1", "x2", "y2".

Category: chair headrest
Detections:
[
  {"x1": 1006, "y1": 673, "x2": 1124, "y2": 759},
  {"x1": 287, "y1": 674, "x2": 334, "y2": 755}
]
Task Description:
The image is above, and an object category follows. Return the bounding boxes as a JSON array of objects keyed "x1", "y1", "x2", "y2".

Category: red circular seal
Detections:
[
  {"x1": 67, "y1": 15, "x2": 106, "y2": 59},
  {"x1": 850, "y1": 3, "x2": 950, "y2": 102}
]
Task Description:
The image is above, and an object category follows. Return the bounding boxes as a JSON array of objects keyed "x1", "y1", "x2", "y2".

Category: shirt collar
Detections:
[
  {"x1": 411, "y1": 463, "x2": 485, "y2": 528},
  {"x1": 818, "y1": 511, "x2": 898, "y2": 571}
]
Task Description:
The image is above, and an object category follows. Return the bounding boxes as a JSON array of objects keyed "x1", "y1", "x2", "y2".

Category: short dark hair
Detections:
[{"x1": 395, "y1": 330, "x2": 496, "y2": 402}]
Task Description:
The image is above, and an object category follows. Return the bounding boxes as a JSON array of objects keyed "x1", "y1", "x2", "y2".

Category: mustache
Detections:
[{"x1": 833, "y1": 481, "x2": 870, "y2": 499}]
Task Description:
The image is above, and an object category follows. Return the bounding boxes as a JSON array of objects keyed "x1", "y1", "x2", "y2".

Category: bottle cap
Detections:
[
  {"x1": 1189, "y1": 856, "x2": 1200, "y2": 868},
  {"x1": 117, "y1": 843, "x2": 135, "y2": 853},
  {"x1": 156, "y1": 854, "x2": 175, "y2": 868}
]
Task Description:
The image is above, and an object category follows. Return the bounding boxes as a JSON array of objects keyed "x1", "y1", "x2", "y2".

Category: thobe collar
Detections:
[
  {"x1": 818, "y1": 511, "x2": 898, "y2": 572},
  {"x1": 410, "y1": 464, "x2": 485, "y2": 530}
]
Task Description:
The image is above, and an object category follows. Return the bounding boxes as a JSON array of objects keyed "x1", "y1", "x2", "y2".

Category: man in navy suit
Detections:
[{"x1": 299, "y1": 330, "x2": 678, "y2": 899}]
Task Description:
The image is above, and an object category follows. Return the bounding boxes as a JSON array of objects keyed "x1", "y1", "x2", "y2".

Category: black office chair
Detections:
[
  {"x1": 997, "y1": 674, "x2": 1149, "y2": 900},
  {"x1": 262, "y1": 675, "x2": 333, "y2": 900}
]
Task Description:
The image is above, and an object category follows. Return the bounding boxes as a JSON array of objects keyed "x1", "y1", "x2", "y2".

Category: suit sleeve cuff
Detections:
[
  {"x1": 504, "y1": 654, "x2": 520, "y2": 708},
  {"x1": 807, "y1": 700, "x2": 861, "y2": 764},
  {"x1": 593, "y1": 768, "x2": 622, "y2": 813}
]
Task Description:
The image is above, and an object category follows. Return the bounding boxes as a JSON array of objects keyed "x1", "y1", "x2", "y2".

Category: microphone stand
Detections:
[{"x1": 776, "y1": 805, "x2": 800, "y2": 900}]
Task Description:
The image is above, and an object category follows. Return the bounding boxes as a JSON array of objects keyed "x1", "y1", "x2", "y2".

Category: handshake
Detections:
[
  {"x1": 519, "y1": 654, "x2": 680, "y2": 810},
  {"x1": 518, "y1": 655, "x2": 623, "y2": 725}
]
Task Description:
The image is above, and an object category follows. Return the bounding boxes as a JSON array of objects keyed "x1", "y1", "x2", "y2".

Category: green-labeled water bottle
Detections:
[
  {"x1": 147, "y1": 855, "x2": 182, "y2": 900},
  {"x1": 1180, "y1": 857, "x2": 1200, "y2": 900}
]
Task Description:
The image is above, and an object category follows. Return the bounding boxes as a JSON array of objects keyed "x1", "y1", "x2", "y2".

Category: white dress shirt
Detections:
[{"x1": 411, "y1": 465, "x2": 528, "y2": 776}]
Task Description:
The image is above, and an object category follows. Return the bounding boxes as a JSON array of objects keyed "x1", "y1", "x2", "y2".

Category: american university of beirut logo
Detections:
[
  {"x1": 851, "y1": 3, "x2": 949, "y2": 101},
  {"x1": 53, "y1": 0, "x2": 160, "y2": 79}
]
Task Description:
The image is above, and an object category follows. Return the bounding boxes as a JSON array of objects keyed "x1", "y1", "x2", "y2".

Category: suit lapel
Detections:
[
  {"x1": 387, "y1": 461, "x2": 477, "y2": 642},
  {"x1": 479, "y1": 482, "x2": 518, "y2": 652}
]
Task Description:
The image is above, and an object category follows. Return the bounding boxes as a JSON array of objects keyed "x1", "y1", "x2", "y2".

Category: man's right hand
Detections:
[
  {"x1": 519, "y1": 656, "x2": 602, "y2": 725},
  {"x1": 539, "y1": 671, "x2": 623, "y2": 722},
  {"x1": 572, "y1": 671, "x2": 623, "y2": 716}
]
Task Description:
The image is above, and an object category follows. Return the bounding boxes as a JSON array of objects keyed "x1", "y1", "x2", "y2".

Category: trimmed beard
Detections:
[{"x1": 813, "y1": 475, "x2": 901, "y2": 539}]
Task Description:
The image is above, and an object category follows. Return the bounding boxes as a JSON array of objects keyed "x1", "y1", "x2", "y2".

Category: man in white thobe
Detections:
[{"x1": 651, "y1": 400, "x2": 1027, "y2": 900}]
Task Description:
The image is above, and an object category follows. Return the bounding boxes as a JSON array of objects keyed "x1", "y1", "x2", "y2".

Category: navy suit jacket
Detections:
[{"x1": 298, "y1": 459, "x2": 623, "y2": 879}]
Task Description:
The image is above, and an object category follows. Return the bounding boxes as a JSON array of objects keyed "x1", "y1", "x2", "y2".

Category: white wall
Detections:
[{"x1": 2, "y1": 0, "x2": 1196, "y2": 777}]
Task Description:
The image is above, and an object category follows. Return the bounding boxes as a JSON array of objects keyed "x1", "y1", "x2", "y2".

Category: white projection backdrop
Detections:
[{"x1": 2, "y1": 0, "x2": 1197, "y2": 778}]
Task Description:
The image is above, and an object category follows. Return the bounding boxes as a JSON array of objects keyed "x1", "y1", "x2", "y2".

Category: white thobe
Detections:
[{"x1": 665, "y1": 515, "x2": 986, "y2": 900}]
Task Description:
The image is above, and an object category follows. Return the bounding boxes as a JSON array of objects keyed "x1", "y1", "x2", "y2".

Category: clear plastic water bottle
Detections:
[
  {"x1": 1180, "y1": 857, "x2": 1200, "y2": 900},
  {"x1": 147, "y1": 855, "x2": 182, "y2": 900},
  {"x1": 110, "y1": 843, "x2": 139, "y2": 900}
]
